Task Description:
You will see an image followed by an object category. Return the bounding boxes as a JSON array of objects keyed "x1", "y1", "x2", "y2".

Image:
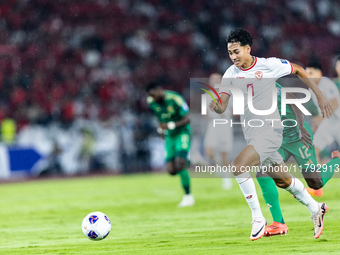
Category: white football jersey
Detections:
[
  {"x1": 219, "y1": 56, "x2": 293, "y2": 139},
  {"x1": 310, "y1": 76, "x2": 340, "y2": 120}
]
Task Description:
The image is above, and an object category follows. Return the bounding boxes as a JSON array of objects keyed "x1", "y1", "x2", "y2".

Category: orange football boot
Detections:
[
  {"x1": 264, "y1": 221, "x2": 288, "y2": 236},
  {"x1": 307, "y1": 188, "x2": 323, "y2": 197}
]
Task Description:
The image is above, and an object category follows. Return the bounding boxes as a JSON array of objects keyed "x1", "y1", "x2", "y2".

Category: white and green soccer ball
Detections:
[{"x1": 82, "y1": 212, "x2": 111, "y2": 241}]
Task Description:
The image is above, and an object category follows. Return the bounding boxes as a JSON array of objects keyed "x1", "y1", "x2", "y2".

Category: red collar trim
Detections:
[{"x1": 240, "y1": 57, "x2": 257, "y2": 71}]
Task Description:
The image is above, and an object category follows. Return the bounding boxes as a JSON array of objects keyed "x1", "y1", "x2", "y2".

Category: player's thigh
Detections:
[
  {"x1": 278, "y1": 146, "x2": 291, "y2": 163},
  {"x1": 175, "y1": 132, "x2": 190, "y2": 157},
  {"x1": 172, "y1": 132, "x2": 190, "y2": 169},
  {"x1": 288, "y1": 140, "x2": 322, "y2": 188},
  {"x1": 165, "y1": 136, "x2": 176, "y2": 160},
  {"x1": 232, "y1": 145, "x2": 261, "y2": 174},
  {"x1": 266, "y1": 161, "x2": 292, "y2": 188},
  {"x1": 248, "y1": 129, "x2": 283, "y2": 166}
]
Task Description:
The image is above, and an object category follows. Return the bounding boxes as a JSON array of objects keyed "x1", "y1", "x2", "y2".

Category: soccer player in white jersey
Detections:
[
  {"x1": 209, "y1": 28, "x2": 333, "y2": 241},
  {"x1": 305, "y1": 61, "x2": 340, "y2": 196},
  {"x1": 204, "y1": 73, "x2": 234, "y2": 189}
]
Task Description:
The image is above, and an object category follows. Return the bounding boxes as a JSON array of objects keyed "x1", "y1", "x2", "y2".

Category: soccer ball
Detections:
[{"x1": 82, "y1": 212, "x2": 111, "y2": 241}]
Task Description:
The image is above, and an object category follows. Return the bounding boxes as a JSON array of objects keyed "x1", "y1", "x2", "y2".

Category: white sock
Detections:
[
  {"x1": 285, "y1": 178, "x2": 319, "y2": 215},
  {"x1": 236, "y1": 172, "x2": 263, "y2": 219}
]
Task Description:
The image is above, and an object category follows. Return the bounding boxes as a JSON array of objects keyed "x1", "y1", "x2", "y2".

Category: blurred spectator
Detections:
[{"x1": 0, "y1": 0, "x2": 339, "y2": 174}]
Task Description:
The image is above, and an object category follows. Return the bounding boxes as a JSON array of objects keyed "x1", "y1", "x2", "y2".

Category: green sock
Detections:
[
  {"x1": 178, "y1": 169, "x2": 190, "y2": 194},
  {"x1": 321, "y1": 157, "x2": 340, "y2": 187},
  {"x1": 257, "y1": 177, "x2": 284, "y2": 224}
]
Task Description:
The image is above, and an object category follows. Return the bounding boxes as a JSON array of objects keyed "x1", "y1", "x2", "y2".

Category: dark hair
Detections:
[
  {"x1": 226, "y1": 28, "x2": 253, "y2": 47},
  {"x1": 145, "y1": 82, "x2": 161, "y2": 92},
  {"x1": 307, "y1": 61, "x2": 323, "y2": 72}
]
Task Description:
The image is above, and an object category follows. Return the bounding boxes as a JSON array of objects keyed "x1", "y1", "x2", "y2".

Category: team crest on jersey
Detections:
[
  {"x1": 167, "y1": 105, "x2": 174, "y2": 113},
  {"x1": 277, "y1": 88, "x2": 281, "y2": 96},
  {"x1": 254, "y1": 71, "x2": 263, "y2": 80}
]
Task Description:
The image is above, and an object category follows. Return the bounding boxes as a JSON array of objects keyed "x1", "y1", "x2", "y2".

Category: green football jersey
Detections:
[
  {"x1": 276, "y1": 83, "x2": 305, "y2": 144},
  {"x1": 147, "y1": 90, "x2": 190, "y2": 136}
]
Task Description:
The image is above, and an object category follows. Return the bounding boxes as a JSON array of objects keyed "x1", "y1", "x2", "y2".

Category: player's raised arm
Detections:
[{"x1": 291, "y1": 63, "x2": 333, "y2": 118}]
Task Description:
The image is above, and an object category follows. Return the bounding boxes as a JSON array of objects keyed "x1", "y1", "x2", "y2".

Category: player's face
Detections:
[
  {"x1": 227, "y1": 42, "x2": 251, "y2": 68},
  {"x1": 148, "y1": 87, "x2": 165, "y2": 103},
  {"x1": 306, "y1": 67, "x2": 322, "y2": 79},
  {"x1": 336, "y1": 60, "x2": 340, "y2": 76}
]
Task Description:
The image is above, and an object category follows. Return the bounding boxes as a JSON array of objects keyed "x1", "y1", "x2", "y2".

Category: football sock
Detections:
[
  {"x1": 236, "y1": 172, "x2": 263, "y2": 219},
  {"x1": 321, "y1": 157, "x2": 340, "y2": 187},
  {"x1": 178, "y1": 169, "x2": 190, "y2": 194},
  {"x1": 257, "y1": 177, "x2": 285, "y2": 224},
  {"x1": 285, "y1": 177, "x2": 319, "y2": 215}
]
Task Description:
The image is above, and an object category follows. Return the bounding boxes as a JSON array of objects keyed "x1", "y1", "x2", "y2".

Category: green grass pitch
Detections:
[{"x1": 0, "y1": 172, "x2": 339, "y2": 254}]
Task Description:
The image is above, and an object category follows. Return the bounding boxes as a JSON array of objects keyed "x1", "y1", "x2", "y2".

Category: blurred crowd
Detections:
[{"x1": 0, "y1": 0, "x2": 339, "y2": 175}]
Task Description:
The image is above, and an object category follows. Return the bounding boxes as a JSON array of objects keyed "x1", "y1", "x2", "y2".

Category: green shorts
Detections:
[
  {"x1": 278, "y1": 125, "x2": 317, "y2": 173},
  {"x1": 165, "y1": 131, "x2": 190, "y2": 162}
]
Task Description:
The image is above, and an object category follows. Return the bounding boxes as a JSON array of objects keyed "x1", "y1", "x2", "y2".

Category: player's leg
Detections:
[
  {"x1": 256, "y1": 147, "x2": 289, "y2": 236},
  {"x1": 204, "y1": 147, "x2": 215, "y2": 165},
  {"x1": 175, "y1": 132, "x2": 194, "y2": 207},
  {"x1": 221, "y1": 151, "x2": 232, "y2": 189},
  {"x1": 203, "y1": 125, "x2": 216, "y2": 165},
  {"x1": 257, "y1": 147, "x2": 289, "y2": 223},
  {"x1": 319, "y1": 117, "x2": 340, "y2": 186},
  {"x1": 266, "y1": 160, "x2": 328, "y2": 238},
  {"x1": 232, "y1": 145, "x2": 266, "y2": 241},
  {"x1": 165, "y1": 135, "x2": 191, "y2": 205},
  {"x1": 257, "y1": 171, "x2": 288, "y2": 236},
  {"x1": 292, "y1": 139, "x2": 324, "y2": 196},
  {"x1": 220, "y1": 125, "x2": 233, "y2": 190},
  {"x1": 300, "y1": 123, "x2": 340, "y2": 194}
]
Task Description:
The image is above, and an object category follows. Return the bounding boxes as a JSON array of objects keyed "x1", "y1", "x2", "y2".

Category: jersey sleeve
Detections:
[
  {"x1": 171, "y1": 93, "x2": 189, "y2": 118},
  {"x1": 219, "y1": 68, "x2": 234, "y2": 97},
  {"x1": 276, "y1": 83, "x2": 282, "y2": 106},
  {"x1": 147, "y1": 96, "x2": 155, "y2": 111},
  {"x1": 266, "y1": 57, "x2": 293, "y2": 79}
]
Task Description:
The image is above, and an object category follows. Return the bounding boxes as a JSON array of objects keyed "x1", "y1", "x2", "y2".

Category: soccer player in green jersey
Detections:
[
  {"x1": 256, "y1": 83, "x2": 340, "y2": 236},
  {"x1": 146, "y1": 82, "x2": 194, "y2": 207}
]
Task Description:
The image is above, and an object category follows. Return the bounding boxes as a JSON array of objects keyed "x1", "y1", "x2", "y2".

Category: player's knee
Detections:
[
  {"x1": 306, "y1": 179, "x2": 323, "y2": 190},
  {"x1": 274, "y1": 178, "x2": 291, "y2": 189},
  {"x1": 167, "y1": 167, "x2": 177, "y2": 175},
  {"x1": 166, "y1": 163, "x2": 176, "y2": 175},
  {"x1": 231, "y1": 160, "x2": 243, "y2": 174},
  {"x1": 174, "y1": 159, "x2": 186, "y2": 172},
  {"x1": 256, "y1": 170, "x2": 268, "y2": 178}
]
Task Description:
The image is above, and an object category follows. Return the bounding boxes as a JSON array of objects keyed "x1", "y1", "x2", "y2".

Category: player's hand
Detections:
[
  {"x1": 159, "y1": 123, "x2": 168, "y2": 130},
  {"x1": 317, "y1": 95, "x2": 333, "y2": 118},
  {"x1": 299, "y1": 126, "x2": 313, "y2": 148},
  {"x1": 209, "y1": 99, "x2": 224, "y2": 114}
]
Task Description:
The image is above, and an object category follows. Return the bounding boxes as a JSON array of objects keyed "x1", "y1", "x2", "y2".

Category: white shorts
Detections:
[
  {"x1": 204, "y1": 124, "x2": 233, "y2": 153},
  {"x1": 246, "y1": 128, "x2": 283, "y2": 166},
  {"x1": 314, "y1": 118, "x2": 340, "y2": 151}
]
